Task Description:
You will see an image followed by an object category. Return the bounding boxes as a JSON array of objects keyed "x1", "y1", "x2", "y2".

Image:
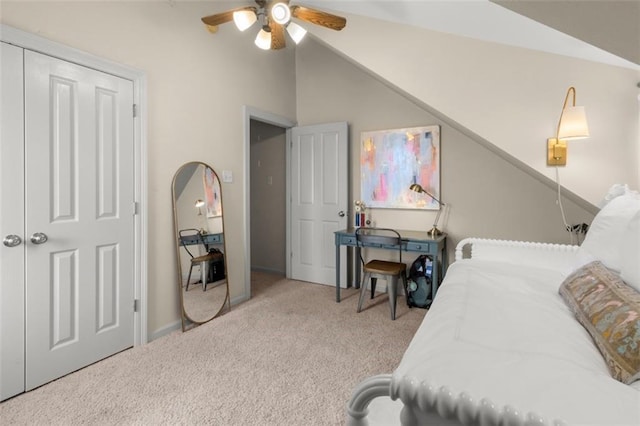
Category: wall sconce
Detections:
[
  {"x1": 547, "y1": 86, "x2": 590, "y2": 166},
  {"x1": 195, "y1": 199, "x2": 205, "y2": 216},
  {"x1": 409, "y1": 184, "x2": 446, "y2": 237}
]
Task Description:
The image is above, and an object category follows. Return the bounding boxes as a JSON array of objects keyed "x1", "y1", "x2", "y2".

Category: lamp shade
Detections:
[
  {"x1": 254, "y1": 28, "x2": 271, "y2": 50},
  {"x1": 233, "y1": 10, "x2": 257, "y2": 31},
  {"x1": 286, "y1": 22, "x2": 307, "y2": 44},
  {"x1": 557, "y1": 105, "x2": 589, "y2": 140}
]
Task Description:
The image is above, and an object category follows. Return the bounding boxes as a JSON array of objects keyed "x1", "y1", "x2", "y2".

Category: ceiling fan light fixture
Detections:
[
  {"x1": 286, "y1": 22, "x2": 307, "y2": 44},
  {"x1": 254, "y1": 27, "x2": 272, "y2": 50},
  {"x1": 270, "y1": 3, "x2": 291, "y2": 25},
  {"x1": 233, "y1": 10, "x2": 257, "y2": 31}
]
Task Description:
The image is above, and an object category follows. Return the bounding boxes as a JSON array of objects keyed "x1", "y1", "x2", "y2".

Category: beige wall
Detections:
[
  {"x1": 306, "y1": 13, "x2": 640, "y2": 206},
  {"x1": 295, "y1": 38, "x2": 594, "y2": 256},
  {"x1": 3, "y1": 2, "x2": 625, "y2": 338},
  {"x1": 1, "y1": 1, "x2": 297, "y2": 337}
]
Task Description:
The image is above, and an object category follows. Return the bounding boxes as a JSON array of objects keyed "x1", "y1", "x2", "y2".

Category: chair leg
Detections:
[
  {"x1": 357, "y1": 272, "x2": 371, "y2": 313},
  {"x1": 370, "y1": 277, "x2": 377, "y2": 299},
  {"x1": 388, "y1": 276, "x2": 398, "y2": 320},
  {"x1": 186, "y1": 264, "x2": 194, "y2": 291},
  {"x1": 201, "y1": 260, "x2": 208, "y2": 291}
]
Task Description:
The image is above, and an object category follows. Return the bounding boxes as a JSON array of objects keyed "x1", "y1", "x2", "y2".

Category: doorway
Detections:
[
  {"x1": 249, "y1": 120, "x2": 287, "y2": 281},
  {"x1": 243, "y1": 107, "x2": 295, "y2": 301}
]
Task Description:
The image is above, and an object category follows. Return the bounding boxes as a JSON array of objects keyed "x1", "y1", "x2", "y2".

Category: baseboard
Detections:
[
  {"x1": 149, "y1": 320, "x2": 181, "y2": 342},
  {"x1": 251, "y1": 266, "x2": 285, "y2": 275}
]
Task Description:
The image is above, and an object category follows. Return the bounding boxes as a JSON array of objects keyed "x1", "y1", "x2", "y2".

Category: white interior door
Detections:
[
  {"x1": 23, "y1": 50, "x2": 135, "y2": 391},
  {"x1": 290, "y1": 122, "x2": 348, "y2": 286},
  {"x1": 0, "y1": 41, "x2": 26, "y2": 401}
]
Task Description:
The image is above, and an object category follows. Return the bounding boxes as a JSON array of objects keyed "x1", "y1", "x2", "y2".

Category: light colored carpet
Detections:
[{"x1": 0, "y1": 272, "x2": 427, "y2": 425}]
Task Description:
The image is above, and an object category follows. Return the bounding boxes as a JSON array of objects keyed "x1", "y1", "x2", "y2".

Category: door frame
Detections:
[
  {"x1": 242, "y1": 106, "x2": 295, "y2": 301},
  {"x1": 1, "y1": 24, "x2": 149, "y2": 345}
]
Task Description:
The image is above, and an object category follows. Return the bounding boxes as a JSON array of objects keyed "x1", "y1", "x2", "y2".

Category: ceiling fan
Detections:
[{"x1": 201, "y1": 1, "x2": 346, "y2": 50}]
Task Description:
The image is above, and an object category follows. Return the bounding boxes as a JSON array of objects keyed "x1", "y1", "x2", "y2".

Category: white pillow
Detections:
[
  {"x1": 580, "y1": 193, "x2": 640, "y2": 273},
  {"x1": 620, "y1": 210, "x2": 640, "y2": 293}
]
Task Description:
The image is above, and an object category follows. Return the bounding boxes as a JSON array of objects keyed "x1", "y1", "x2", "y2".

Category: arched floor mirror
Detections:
[{"x1": 172, "y1": 162, "x2": 230, "y2": 331}]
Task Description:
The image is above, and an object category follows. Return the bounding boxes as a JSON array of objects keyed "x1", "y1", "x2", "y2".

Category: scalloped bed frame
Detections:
[{"x1": 346, "y1": 238, "x2": 640, "y2": 426}]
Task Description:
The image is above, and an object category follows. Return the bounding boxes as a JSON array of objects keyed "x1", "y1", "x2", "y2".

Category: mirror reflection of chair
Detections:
[
  {"x1": 355, "y1": 227, "x2": 408, "y2": 320},
  {"x1": 179, "y1": 228, "x2": 223, "y2": 292}
]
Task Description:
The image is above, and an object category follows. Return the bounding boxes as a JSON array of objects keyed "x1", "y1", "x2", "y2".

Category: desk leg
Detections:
[
  {"x1": 431, "y1": 254, "x2": 438, "y2": 303},
  {"x1": 355, "y1": 246, "x2": 361, "y2": 289},
  {"x1": 335, "y1": 243, "x2": 341, "y2": 302}
]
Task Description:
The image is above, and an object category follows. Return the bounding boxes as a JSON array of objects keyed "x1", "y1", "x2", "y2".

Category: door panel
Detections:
[
  {"x1": 23, "y1": 50, "x2": 135, "y2": 390},
  {"x1": 290, "y1": 122, "x2": 348, "y2": 286},
  {"x1": 0, "y1": 42, "x2": 26, "y2": 402}
]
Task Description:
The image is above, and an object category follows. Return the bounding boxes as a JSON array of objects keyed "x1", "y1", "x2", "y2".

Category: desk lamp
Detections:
[{"x1": 409, "y1": 184, "x2": 445, "y2": 237}]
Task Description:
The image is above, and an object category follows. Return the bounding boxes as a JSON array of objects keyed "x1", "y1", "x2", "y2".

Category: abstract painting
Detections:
[
  {"x1": 203, "y1": 167, "x2": 222, "y2": 218},
  {"x1": 360, "y1": 125, "x2": 440, "y2": 210}
]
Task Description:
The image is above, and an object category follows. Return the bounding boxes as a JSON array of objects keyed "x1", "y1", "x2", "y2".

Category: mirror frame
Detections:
[{"x1": 171, "y1": 161, "x2": 230, "y2": 331}]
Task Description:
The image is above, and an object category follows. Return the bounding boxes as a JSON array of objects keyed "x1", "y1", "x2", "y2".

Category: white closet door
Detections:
[
  {"x1": 0, "y1": 42, "x2": 26, "y2": 402},
  {"x1": 23, "y1": 50, "x2": 135, "y2": 390}
]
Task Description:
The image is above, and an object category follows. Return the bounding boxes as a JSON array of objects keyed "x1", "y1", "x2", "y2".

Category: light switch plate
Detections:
[{"x1": 222, "y1": 170, "x2": 233, "y2": 183}]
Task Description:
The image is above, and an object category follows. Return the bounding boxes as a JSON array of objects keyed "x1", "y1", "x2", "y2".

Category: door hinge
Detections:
[
  {"x1": 134, "y1": 299, "x2": 140, "y2": 312},
  {"x1": 133, "y1": 104, "x2": 138, "y2": 118},
  {"x1": 133, "y1": 201, "x2": 139, "y2": 215}
]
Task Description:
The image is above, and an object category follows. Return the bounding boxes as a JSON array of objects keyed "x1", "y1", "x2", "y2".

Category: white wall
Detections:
[
  {"x1": 306, "y1": 13, "x2": 640, "y2": 206},
  {"x1": 1, "y1": 1, "x2": 297, "y2": 337}
]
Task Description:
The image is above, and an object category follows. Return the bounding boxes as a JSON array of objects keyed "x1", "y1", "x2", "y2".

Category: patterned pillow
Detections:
[{"x1": 559, "y1": 261, "x2": 640, "y2": 384}]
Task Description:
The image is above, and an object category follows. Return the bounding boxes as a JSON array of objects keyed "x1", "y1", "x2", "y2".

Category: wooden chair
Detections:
[
  {"x1": 179, "y1": 229, "x2": 221, "y2": 292},
  {"x1": 355, "y1": 227, "x2": 407, "y2": 320}
]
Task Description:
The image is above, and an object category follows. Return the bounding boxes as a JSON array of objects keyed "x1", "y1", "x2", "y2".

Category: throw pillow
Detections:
[{"x1": 559, "y1": 261, "x2": 640, "y2": 384}]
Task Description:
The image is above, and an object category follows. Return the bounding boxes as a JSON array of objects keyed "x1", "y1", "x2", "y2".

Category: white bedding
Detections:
[{"x1": 391, "y1": 259, "x2": 640, "y2": 425}]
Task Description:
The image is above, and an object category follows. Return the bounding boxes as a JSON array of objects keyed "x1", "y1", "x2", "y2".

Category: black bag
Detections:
[
  {"x1": 206, "y1": 248, "x2": 226, "y2": 282},
  {"x1": 405, "y1": 255, "x2": 433, "y2": 308}
]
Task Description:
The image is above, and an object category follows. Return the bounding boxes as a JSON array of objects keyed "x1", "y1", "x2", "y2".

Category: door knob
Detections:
[
  {"x1": 3, "y1": 234, "x2": 22, "y2": 247},
  {"x1": 338, "y1": 211, "x2": 345, "y2": 217},
  {"x1": 30, "y1": 232, "x2": 48, "y2": 244}
]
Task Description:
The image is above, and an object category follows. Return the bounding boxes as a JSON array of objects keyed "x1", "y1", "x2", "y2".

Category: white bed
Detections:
[{"x1": 347, "y1": 188, "x2": 640, "y2": 426}]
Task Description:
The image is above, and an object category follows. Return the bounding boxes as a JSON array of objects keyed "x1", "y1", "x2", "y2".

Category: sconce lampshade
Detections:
[
  {"x1": 547, "y1": 86, "x2": 589, "y2": 166},
  {"x1": 254, "y1": 28, "x2": 272, "y2": 50},
  {"x1": 195, "y1": 199, "x2": 205, "y2": 216},
  {"x1": 557, "y1": 105, "x2": 589, "y2": 140},
  {"x1": 233, "y1": 10, "x2": 257, "y2": 31}
]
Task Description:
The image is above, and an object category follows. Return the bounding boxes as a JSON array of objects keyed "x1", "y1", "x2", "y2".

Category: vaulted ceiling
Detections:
[{"x1": 303, "y1": 0, "x2": 639, "y2": 68}]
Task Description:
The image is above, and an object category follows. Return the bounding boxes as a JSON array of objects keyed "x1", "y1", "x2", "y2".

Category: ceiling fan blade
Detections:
[
  {"x1": 201, "y1": 6, "x2": 257, "y2": 28},
  {"x1": 270, "y1": 22, "x2": 286, "y2": 50},
  {"x1": 290, "y1": 5, "x2": 346, "y2": 31}
]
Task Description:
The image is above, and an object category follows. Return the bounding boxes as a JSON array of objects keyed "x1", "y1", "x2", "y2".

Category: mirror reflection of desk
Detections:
[
  {"x1": 334, "y1": 228, "x2": 447, "y2": 303},
  {"x1": 179, "y1": 232, "x2": 224, "y2": 248}
]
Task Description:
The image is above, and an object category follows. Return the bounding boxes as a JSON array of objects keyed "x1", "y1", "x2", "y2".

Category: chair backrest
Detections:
[
  {"x1": 178, "y1": 228, "x2": 207, "y2": 259},
  {"x1": 355, "y1": 227, "x2": 403, "y2": 265}
]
